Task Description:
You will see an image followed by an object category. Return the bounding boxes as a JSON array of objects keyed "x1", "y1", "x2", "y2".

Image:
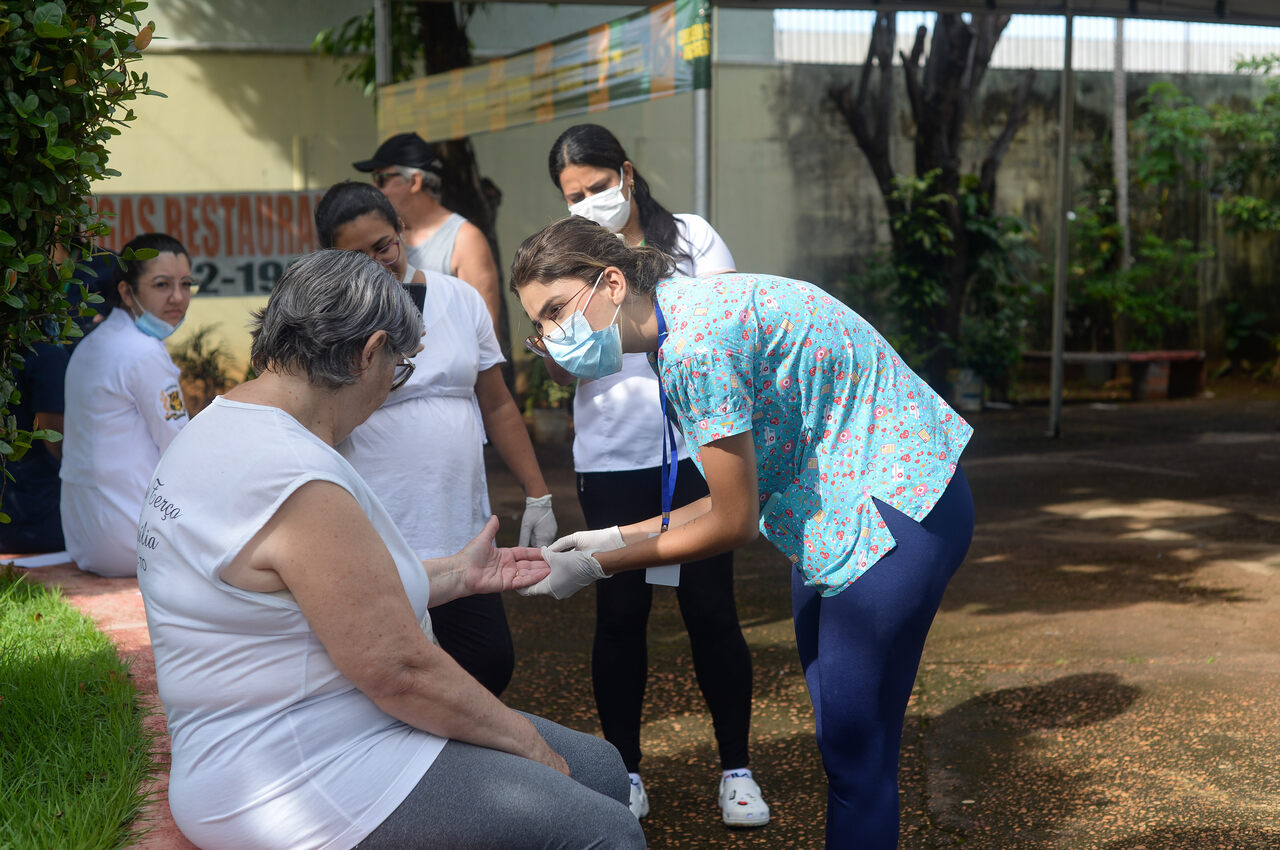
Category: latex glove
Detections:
[
  {"x1": 517, "y1": 547, "x2": 609, "y2": 600},
  {"x1": 519, "y1": 495, "x2": 558, "y2": 548},
  {"x1": 548, "y1": 525, "x2": 625, "y2": 556}
]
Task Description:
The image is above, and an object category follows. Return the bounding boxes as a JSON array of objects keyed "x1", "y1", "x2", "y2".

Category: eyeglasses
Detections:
[
  {"x1": 390, "y1": 356, "x2": 415, "y2": 391},
  {"x1": 372, "y1": 170, "x2": 405, "y2": 189},
  {"x1": 524, "y1": 279, "x2": 594, "y2": 358},
  {"x1": 371, "y1": 237, "x2": 401, "y2": 268}
]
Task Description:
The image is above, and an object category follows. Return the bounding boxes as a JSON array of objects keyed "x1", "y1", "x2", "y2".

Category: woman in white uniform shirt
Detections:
[
  {"x1": 60, "y1": 232, "x2": 193, "y2": 577},
  {"x1": 315, "y1": 182, "x2": 557, "y2": 696},
  {"x1": 541, "y1": 124, "x2": 770, "y2": 826}
]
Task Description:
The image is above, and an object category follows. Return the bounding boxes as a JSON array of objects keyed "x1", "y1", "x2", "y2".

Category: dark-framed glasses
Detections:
[
  {"x1": 372, "y1": 169, "x2": 404, "y2": 188},
  {"x1": 371, "y1": 237, "x2": 401, "y2": 268},
  {"x1": 391, "y1": 356, "x2": 415, "y2": 391}
]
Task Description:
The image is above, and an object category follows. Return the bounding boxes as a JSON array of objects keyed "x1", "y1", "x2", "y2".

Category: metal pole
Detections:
[
  {"x1": 1049, "y1": 10, "x2": 1074, "y2": 438},
  {"x1": 692, "y1": 3, "x2": 713, "y2": 220},
  {"x1": 374, "y1": 0, "x2": 392, "y2": 87},
  {"x1": 693, "y1": 88, "x2": 710, "y2": 219}
]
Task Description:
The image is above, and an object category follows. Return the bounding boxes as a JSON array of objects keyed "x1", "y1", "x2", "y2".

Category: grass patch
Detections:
[{"x1": 0, "y1": 566, "x2": 153, "y2": 849}]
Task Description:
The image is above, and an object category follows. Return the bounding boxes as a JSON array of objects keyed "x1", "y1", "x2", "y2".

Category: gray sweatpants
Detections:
[{"x1": 355, "y1": 712, "x2": 647, "y2": 849}]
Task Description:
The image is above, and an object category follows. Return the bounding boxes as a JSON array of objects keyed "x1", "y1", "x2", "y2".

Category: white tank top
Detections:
[
  {"x1": 137, "y1": 397, "x2": 445, "y2": 850},
  {"x1": 406, "y1": 212, "x2": 465, "y2": 276}
]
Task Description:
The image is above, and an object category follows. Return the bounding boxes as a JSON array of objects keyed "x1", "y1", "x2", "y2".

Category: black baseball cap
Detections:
[{"x1": 352, "y1": 132, "x2": 445, "y2": 174}]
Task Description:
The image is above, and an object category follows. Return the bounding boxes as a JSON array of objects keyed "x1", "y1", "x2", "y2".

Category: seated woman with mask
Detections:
[{"x1": 60, "y1": 232, "x2": 193, "y2": 577}]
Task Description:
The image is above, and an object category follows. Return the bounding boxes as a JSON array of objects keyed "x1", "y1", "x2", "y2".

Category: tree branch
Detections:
[
  {"x1": 979, "y1": 68, "x2": 1036, "y2": 201},
  {"x1": 900, "y1": 24, "x2": 926, "y2": 127},
  {"x1": 967, "y1": 14, "x2": 1013, "y2": 103},
  {"x1": 828, "y1": 12, "x2": 899, "y2": 202}
]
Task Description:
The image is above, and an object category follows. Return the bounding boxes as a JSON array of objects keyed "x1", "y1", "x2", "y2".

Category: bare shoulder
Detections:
[{"x1": 221, "y1": 479, "x2": 364, "y2": 593}]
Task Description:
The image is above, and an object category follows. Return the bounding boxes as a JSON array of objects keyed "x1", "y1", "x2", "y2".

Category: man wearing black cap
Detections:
[{"x1": 354, "y1": 132, "x2": 503, "y2": 335}]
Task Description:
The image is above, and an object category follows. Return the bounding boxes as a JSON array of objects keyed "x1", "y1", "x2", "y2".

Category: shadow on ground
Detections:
[{"x1": 490, "y1": 393, "x2": 1280, "y2": 848}]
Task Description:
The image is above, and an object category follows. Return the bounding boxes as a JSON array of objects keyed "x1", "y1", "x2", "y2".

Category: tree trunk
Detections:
[
  {"x1": 414, "y1": 2, "x2": 514, "y2": 381},
  {"x1": 831, "y1": 12, "x2": 1031, "y2": 389}
]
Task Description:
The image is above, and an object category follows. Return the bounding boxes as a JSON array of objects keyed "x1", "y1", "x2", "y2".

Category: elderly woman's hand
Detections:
[{"x1": 456, "y1": 515, "x2": 550, "y2": 596}]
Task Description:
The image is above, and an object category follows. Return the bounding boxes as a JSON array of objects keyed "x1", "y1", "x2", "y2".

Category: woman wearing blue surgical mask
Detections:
[
  {"x1": 512, "y1": 218, "x2": 974, "y2": 850},
  {"x1": 61, "y1": 232, "x2": 194, "y2": 576},
  {"x1": 540, "y1": 124, "x2": 770, "y2": 828}
]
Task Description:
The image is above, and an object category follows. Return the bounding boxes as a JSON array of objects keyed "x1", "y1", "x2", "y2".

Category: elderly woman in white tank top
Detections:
[{"x1": 136, "y1": 249, "x2": 644, "y2": 850}]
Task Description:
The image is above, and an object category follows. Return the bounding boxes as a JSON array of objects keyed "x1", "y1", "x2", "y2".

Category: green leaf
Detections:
[
  {"x1": 46, "y1": 145, "x2": 74, "y2": 160},
  {"x1": 33, "y1": 20, "x2": 69, "y2": 38},
  {"x1": 32, "y1": 2, "x2": 63, "y2": 28},
  {"x1": 0, "y1": 232, "x2": 13, "y2": 248}
]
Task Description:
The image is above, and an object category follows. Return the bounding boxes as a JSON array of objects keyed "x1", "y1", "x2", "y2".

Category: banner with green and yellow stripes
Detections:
[{"x1": 377, "y1": 0, "x2": 711, "y2": 143}]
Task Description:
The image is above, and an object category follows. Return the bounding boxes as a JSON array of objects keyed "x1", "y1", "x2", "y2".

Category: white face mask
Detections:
[{"x1": 567, "y1": 169, "x2": 632, "y2": 233}]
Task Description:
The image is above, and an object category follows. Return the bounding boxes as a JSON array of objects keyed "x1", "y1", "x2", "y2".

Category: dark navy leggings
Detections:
[{"x1": 791, "y1": 466, "x2": 973, "y2": 850}]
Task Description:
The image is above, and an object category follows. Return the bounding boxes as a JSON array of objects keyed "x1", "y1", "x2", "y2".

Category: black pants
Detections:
[
  {"x1": 578, "y1": 458, "x2": 753, "y2": 773},
  {"x1": 430, "y1": 592, "x2": 514, "y2": 697}
]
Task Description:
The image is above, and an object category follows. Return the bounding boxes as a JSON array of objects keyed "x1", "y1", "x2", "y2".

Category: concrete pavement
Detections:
[{"x1": 13, "y1": 389, "x2": 1279, "y2": 848}]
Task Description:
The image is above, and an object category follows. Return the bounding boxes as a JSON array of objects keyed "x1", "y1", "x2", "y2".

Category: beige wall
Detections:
[
  {"x1": 469, "y1": 66, "x2": 811, "y2": 324},
  {"x1": 100, "y1": 51, "x2": 376, "y2": 369},
  {"x1": 98, "y1": 39, "x2": 1273, "y2": 369}
]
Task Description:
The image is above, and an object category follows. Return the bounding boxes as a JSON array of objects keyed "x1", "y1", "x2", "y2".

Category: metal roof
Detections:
[
  {"x1": 490, "y1": 1, "x2": 1280, "y2": 28},
  {"x1": 716, "y1": 3, "x2": 1280, "y2": 26}
]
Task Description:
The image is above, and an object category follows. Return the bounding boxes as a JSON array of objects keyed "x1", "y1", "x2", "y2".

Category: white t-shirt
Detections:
[
  {"x1": 60, "y1": 308, "x2": 189, "y2": 575},
  {"x1": 137, "y1": 397, "x2": 445, "y2": 850},
  {"x1": 339, "y1": 272, "x2": 504, "y2": 558},
  {"x1": 573, "y1": 213, "x2": 734, "y2": 472}
]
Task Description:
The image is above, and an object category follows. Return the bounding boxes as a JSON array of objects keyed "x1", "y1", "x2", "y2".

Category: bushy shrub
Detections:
[{"x1": 0, "y1": 1, "x2": 158, "y2": 467}]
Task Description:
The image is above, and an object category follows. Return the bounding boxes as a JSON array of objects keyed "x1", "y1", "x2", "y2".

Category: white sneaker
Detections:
[
  {"x1": 719, "y1": 770, "x2": 770, "y2": 827},
  {"x1": 628, "y1": 774, "x2": 650, "y2": 819}
]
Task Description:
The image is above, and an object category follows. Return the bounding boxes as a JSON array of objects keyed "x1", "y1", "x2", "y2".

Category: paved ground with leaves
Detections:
[
  {"x1": 492, "y1": 389, "x2": 1280, "y2": 848},
  {"x1": 21, "y1": 389, "x2": 1280, "y2": 849}
]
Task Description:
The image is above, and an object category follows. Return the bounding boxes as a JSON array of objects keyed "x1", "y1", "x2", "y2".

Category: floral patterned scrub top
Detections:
[{"x1": 654, "y1": 274, "x2": 973, "y2": 596}]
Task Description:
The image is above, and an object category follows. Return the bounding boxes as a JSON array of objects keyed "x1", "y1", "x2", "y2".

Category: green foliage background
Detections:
[
  {"x1": 840, "y1": 170, "x2": 1040, "y2": 399},
  {"x1": 0, "y1": 0, "x2": 158, "y2": 482}
]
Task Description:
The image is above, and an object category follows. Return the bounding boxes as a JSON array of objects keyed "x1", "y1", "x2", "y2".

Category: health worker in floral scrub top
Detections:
[{"x1": 510, "y1": 216, "x2": 975, "y2": 849}]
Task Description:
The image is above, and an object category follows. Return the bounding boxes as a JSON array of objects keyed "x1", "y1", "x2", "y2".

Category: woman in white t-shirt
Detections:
[
  {"x1": 315, "y1": 182, "x2": 557, "y2": 696},
  {"x1": 540, "y1": 124, "x2": 769, "y2": 827},
  {"x1": 60, "y1": 232, "x2": 193, "y2": 577},
  {"x1": 137, "y1": 249, "x2": 643, "y2": 850}
]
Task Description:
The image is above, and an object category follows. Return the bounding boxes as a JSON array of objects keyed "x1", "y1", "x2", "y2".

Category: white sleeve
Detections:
[
  {"x1": 675, "y1": 213, "x2": 736, "y2": 277},
  {"x1": 435, "y1": 272, "x2": 504, "y2": 371},
  {"x1": 125, "y1": 349, "x2": 189, "y2": 453}
]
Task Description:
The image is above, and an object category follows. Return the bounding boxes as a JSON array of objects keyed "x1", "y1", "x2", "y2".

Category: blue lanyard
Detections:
[{"x1": 655, "y1": 302, "x2": 679, "y2": 532}]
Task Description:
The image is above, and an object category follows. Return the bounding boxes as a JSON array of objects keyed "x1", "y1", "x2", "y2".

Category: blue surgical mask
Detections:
[
  {"x1": 133, "y1": 307, "x2": 182, "y2": 340},
  {"x1": 542, "y1": 272, "x2": 623, "y2": 380}
]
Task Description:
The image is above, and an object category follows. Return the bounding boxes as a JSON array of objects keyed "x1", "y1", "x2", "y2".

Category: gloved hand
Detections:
[
  {"x1": 548, "y1": 525, "x2": 625, "y2": 555},
  {"x1": 518, "y1": 495, "x2": 558, "y2": 548},
  {"x1": 516, "y1": 547, "x2": 609, "y2": 600}
]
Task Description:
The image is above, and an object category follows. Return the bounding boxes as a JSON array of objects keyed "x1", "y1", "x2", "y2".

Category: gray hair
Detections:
[
  {"x1": 250, "y1": 249, "x2": 423, "y2": 389},
  {"x1": 400, "y1": 166, "x2": 443, "y2": 201}
]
